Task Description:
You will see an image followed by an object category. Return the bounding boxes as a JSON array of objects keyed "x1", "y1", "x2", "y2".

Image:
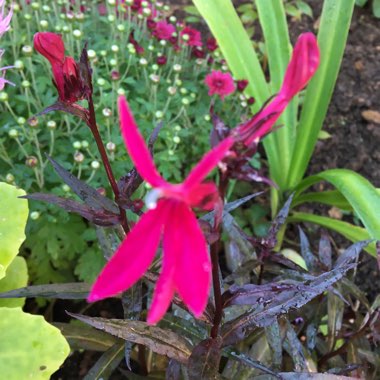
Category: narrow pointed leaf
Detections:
[
  {"x1": 34, "y1": 101, "x2": 89, "y2": 123},
  {"x1": 22, "y1": 193, "x2": 120, "y2": 226},
  {"x1": 287, "y1": 0, "x2": 355, "y2": 187},
  {"x1": 0, "y1": 283, "x2": 91, "y2": 299},
  {"x1": 289, "y1": 212, "x2": 376, "y2": 256},
  {"x1": 188, "y1": 337, "x2": 222, "y2": 380},
  {"x1": 68, "y1": 313, "x2": 193, "y2": 364},
  {"x1": 83, "y1": 341, "x2": 124, "y2": 380},
  {"x1": 46, "y1": 156, "x2": 119, "y2": 213},
  {"x1": 54, "y1": 322, "x2": 121, "y2": 352}
]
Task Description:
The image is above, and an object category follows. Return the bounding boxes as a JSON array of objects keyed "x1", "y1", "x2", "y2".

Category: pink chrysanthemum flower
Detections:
[
  {"x1": 205, "y1": 70, "x2": 236, "y2": 100},
  {"x1": 0, "y1": 0, "x2": 12, "y2": 38},
  {"x1": 235, "y1": 32, "x2": 320, "y2": 145},
  {"x1": 152, "y1": 20, "x2": 176, "y2": 41},
  {"x1": 180, "y1": 26, "x2": 202, "y2": 47},
  {"x1": 88, "y1": 96, "x2": 233, "y2": 324}
]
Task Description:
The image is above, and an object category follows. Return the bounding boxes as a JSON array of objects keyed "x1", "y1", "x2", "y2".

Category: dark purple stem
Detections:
[{"x1": 87, "y1": 96, "x2": 130, "y2": 234}]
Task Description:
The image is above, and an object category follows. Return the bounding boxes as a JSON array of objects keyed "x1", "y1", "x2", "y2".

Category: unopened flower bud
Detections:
[
  {"x1": 17, "y1": 117, "x2": 26, "y2": 125},
  {"x1": 26, "y1": 156, "x2": 38, "y2": 168},
  {"x1": 75, "y1": 13, "x2": 84, "y2": 21},
  {"x1": 97, "y1": 187, "x2": 106, "y2": 196},
  {"x1": 137, "y1": 14, "x2": 143, "y2": 20},
  {"x1": 181, "y1": 34, "x2": 189, "y2": 42},
  {"x1": 168, "y1": 149, "x2": 174, "y2": 156},
  {"x1": 167, "y1": 86, "x2": 176, "y2": 95},
  {"x1": 54, "y1": 25, "x2": 62, "y2": 32},
  {"x1": 24, "y1": 14, "x2": 32, "y2": 21},
  {"x1": 5, "y1": 173, "x2": 15, "y2": 183},
  {"x1": 22, "y1": 80, "x2": 31, "y2": 88},
  {"x1": 31, "y1": 2, "x2": 40, "y2": 10},
  {"x1": 247, "y1": 97, "x2": 255, "y2": 105},
  {"x1": 91, "y1": 160, "x2": 100, "y2": 169},
  {"x1": 159, "y1": 40, "x2": 167, "y2": 46},
  {"x1": 174, "y1": 125, "x2": 181, "y2": 131},
  {"x1": 111, "y1": 45, "x2": 119, "y2": 53},
  {"x1": 73, "y1": 29, "x2": 82, "y2": 39},
  {"x1": 73, "y1": 141, "x2": 82, "y2": 149},
  {"x1": 13, "y1": 3, "x2": 20, "y2": 12},
  {"x1": 173, "y1": 136, "x2": 180, "y2": 144},
  {"x1": 125, "y1": 0, "x2": 133, "y2": 5},
  {"x1": 204, "y1": 114, "x2": 211, "y2": 121},
  {"x1": 87, "y1": 49, "x2": 96, "y2": 59},
  {"x1": 109, "y1": 58, "x2": 117, "y2": 67},
  {"x1": 175, "y1": 79, "x2": 182, "y2": 86},
  {"x1": 106, "y1": 142, "x2": 116, "y2": 152},
  {"x1": 241, "y1": 101, "x2": 247, "y2": 108},
  {"x1": 8, "y1": 129, "x2": 18, "y2": 138},
  {"x1": 108, "y1": 14, "x2": 116, "y2": 22},
  {"x1": 132, "y1": 199, "x2": 144, "y2": 211},
  {"x1": 47, "y1": 120, "x2": 57, "y2": 130},
  {"x1": 100, "y1": 50, "x2": 107, "y2": 57},
  {"x1": 62, "y1": 25, "x2": 70, "y2": 33},
  {"x1": 14, "y1": 60, "x2": 24, "y2": 70},
  {"x1": 117, "y1": 88, "x2": 125, "y2": 95},
  {"x1": 151, "y1": 64, "x2": 159, "y2": 71},
  {"x1": 62, "y1": 184, "x2": 70, "y2": 192},
  {"x1": 81, "y1": 140, "x2": 89, "y2": 149},
  {"x1": 139, "y1": 58, "x2": 148, "y2": 66},
  {"x1": 66, "y1": 12, "x2": 75, "y2": 21},
  {"x1": 30, "y1": 211, "x2": 40, "y2": 220},
  {"x1": 111, "y1": 70, "x2": 120, "y2": 80},
  {"x1": 180, "y1": 88, "x2": 188, "y2": 95},
  {"x1": 107, "y1": 0, "x2": 116, "y2": 4},
  {"x1": 148, "y1": 45, "x2": 154, "y2": 51},
  {"x1": 156, "y1": 56, "x2": 167, "y2": 66},
  {"x1": 0, "y1": 92, "x2": 8, "y2": 102},
  {"x1": 42, "y1": 5, "x2": 51, "y2": 12},
  {"x1": 40, "y1": 20, "x2": 49, "y2": 29},
  {"x1": 155, "y1": 111, "x2": 164, "y2": 119},
  {"x1": 22, "y1": 45, "x2": 33, "y2": 56},
  {"x1": 173, "y1": 64, "x2": 182, "y2": 72},
  {"x1": 117, "y1": 24, "x2": 125, "y2": 32},
  {"x1": 142, "y1": 8, "x2": 151, "y2": 17},
  {"x1": 150, "y1": 74, "x2": 160, "y2": 83},
  {"x1": 102, "y1": 108, "x2": 112, "y2": 117},
  {"x1": 28, "y1": 117, "x2": 38, "y2": 128},
  {"x1": 97, "y1": 78, "x2": 106, "y2": 87},
  {"x1": 181, "y1": 98, "x2": 190, "y2": 105},
  {"x1": 169, "y1": 16, "x2": 177, "y2": 23},
  {"x1": 74, "y1": 152, "x2": 85, "y2": 163}
]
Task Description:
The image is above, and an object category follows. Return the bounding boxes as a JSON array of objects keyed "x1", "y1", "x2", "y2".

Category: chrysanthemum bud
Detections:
[
  {"x1": 181, "y1": 98, "x2": 189, "y2": 105},
  {"x1": 111, "y1": 70, "x2": 120, "y2": 80},
  {"x1": 28, "y1": 117, "x2": 39, "y2": 128},
  {"x1": 26, "y1": 156, "x2": 38, "y2": 168},
  {"x1": 108, "y1": 15, "x2": 116, "y2": 22},
  {"x1": 17, "y1": 117, "x2": 26, "y2": 125},
  {"x1": 73, "y1": 141, "x2": 82, "y2": 149},
  {"x1": 9, "y1": 129, "x2": 18, "y2": 138},
  {"x1": 73, "y1": 29, "x2": 82, "y2": 39},
  {"x1": 22, "y1": 80, "x2": 31, "y2": 88},
  {"x1": 173, "y1": 136, "x2": 180, "y2": 144},
  {"x1": 109, "y1": 59, "x2": 117, "y2": 67},
  {"x1": 30, "y1": 211, "x2": 40, "y2": 220},
  {"x1": 139, "y1": 58, "x2": 148, "y2": 66},
  {"x1": 24, "y1": 14, "x2": 32, "y2": 21},
  {"x1": 117, "y1": 88, "x2": 125, "y2": 95},
  {"x1": 174, "y1": 125, "x2": 181, "y2": 131},
  {"x1": 102, "y1": 108, "x2": 112, "y2": 117},
  {"x1": 22, "y1": 45, "x2": 33, "y2": 56},
  {"x1": 87, "y1": 49, "x2": 96, "y2": 59},
  {"x1": 155, "y1": 111, "x2": 164, "y2": 119},
  {"x1": 31, "y1": 2, "x2": 40, "y2": 10},
  {"x1": 150, "y1": 74, "x2": 160, "y2": 83},
  {"x1": 91, "y1": 160, "x2": 100, "y2": 169},
  {"x1": 74, "y1": 152, "x2": 85, "y2": 163},
  {"x1": 81, "y1": 140, "x2": 89, "y2": 148},
  {"x1": 62, "y1": 184, "x2": 70, "y2": 192},
  {"x1": 111, "y1": 45, "x2": 119, "y2": 53},
  {"x1": 167, "y1": 86, "x2": 176, "y2": 95},
  {"x1": 40, "y1": 20, "x2": 49, "y2": 29},
  {"x1": 97, "y1": 78, "x2": 106, "y2": 87},
  {"x1": 173, "y1": 64, "x2": 182, "y2": 72},
  {"x1": 47, "y1": 120, "x2": 57, "y2": 130},
  {"x1": 0, "y1": 92, "x2": 9, "y2": 102},
  {"x1": 106, "y1": 142, "x2": 116, "y2": 152},
  {"x1": 5, "y1": 173, "x2": 15, "y2": 183},
  {"x1": 14, "y1": 60, "x2": 24, "y2": 70}
]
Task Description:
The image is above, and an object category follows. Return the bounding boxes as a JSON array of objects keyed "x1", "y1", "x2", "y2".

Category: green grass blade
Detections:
[
  {"x1": 191, "y1": 0, "x2": 286, "y2": 187},
  {"x1": 286, "y1": 0, "x2": 355, "y2": 189},
  {"x1": 292, "y1": 190, "x2": 352, "y2": 210},
  {"x1": 292, "y1": 169, "x2": 380, "y2": 241},
  {"x1": 255, "y1": 0, "x2": 296, "y2": 187},
  {"x1": 289, "y1": 212, "x2": 376, "y2": 256}
]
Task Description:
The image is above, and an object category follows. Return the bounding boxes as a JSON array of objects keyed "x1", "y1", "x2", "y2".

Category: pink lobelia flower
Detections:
[
  {"x1": 88, "y1": 96, "x2": 233, "y2": 324},
  {"x1": 34, "y1": 32, "x2": 85, "y2": 103},
  {"x1": 205, "y1": 70, "x2": 236, "y2": 100},
  {"x1": 235, "y1": 32, "x2": 320, "y2": 146},
  {"x1": 152, "y1": 20, "x2": 176, "y2": 41},
  {"x1": 0, "y1": 0, "x2": 12, "y2": 38},
  {"x1": 180, "y1": 26, "x2": 202, "y2": 47}
]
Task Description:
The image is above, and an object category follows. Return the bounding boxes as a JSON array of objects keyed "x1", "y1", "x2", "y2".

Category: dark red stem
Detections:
[{"x1": 87, "y1": 96, "x2": 130, "y2": 234}]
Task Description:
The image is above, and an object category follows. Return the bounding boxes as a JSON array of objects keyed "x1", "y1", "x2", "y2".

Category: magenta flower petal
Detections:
[
  {"x1": 118, "y1": 96, "x2": 167, "y2": 188},
  {"x1": 147, "y1": 201, "x2": 178, "y2": 324},
  {"x1": 281, "y1": 32, "x2": 320, "y2": 100},
  {"x1": 88, "y1": 201, "x2": 168, "y2": 302},
  {"x1": 173, "y1": 203, "x2": 211, "y2": 317},
  {"x1": 184, "y1": 137, "x2": 233, "y2": 190}
]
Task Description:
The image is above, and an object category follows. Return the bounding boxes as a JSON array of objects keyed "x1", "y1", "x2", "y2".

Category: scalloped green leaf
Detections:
[
  {"x1": 0, "y1": 307, "x2": 70, "y2": 380},
  {"x1": 0, "y1": 257, "x2": 28, "y2": 308},
  {"x1": 0, "y1": 183, "x2": 28, "y2": 280}
]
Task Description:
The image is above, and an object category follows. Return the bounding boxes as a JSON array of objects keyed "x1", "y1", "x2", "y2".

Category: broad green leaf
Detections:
[
  {"x1": 0, "y1": 307, "x2": 70, "y2": 380},
  {"x1": 0, "y1": 183, "x2": 28, "y2": 279},
  {"x1": 292, "y1": 190, "x2": 352, "y2": 210},
  {"x1": 0, "y1": 257, "x2": 28, "y2": 308},
  {"x1": 255, "y1": 0, "x2": 296, "y2": 188},
  {"x1": 287, "y1": 0, "x2": 355, "y2": 189},
  {"x1": 289, "y1": 212, "x2": 376, "y2": 256},
  {"x1": 294, "y1": 169, "x2": 380, "y2": 241}
]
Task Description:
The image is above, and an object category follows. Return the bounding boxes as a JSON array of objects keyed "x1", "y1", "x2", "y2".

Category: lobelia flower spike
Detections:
[
  {"x1": 34, "y1": 32, "x2": 85, "y2": 103},
  {"x1": 234, "y1": 32, "x2": 320, "y2": 146},
  {"x1": 88, "y1": 96, "x2": 234, "y2": 324}
]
